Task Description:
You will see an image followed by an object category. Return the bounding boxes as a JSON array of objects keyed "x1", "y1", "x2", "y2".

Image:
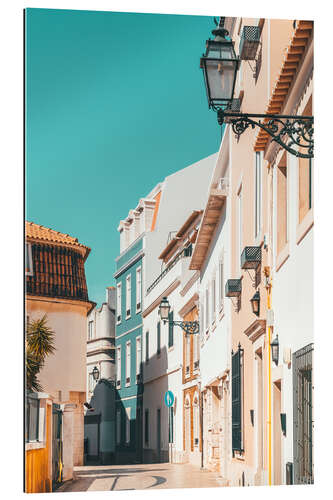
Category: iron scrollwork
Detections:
[
  {"x1": 171, "y1": 320, "x2": 200, "y2": 335},
  {"x1": 217, "y1": 109, "x2": 314, "y2": 158}
]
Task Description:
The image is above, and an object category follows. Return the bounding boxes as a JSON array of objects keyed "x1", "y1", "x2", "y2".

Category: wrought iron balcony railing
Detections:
[{"x1": 146, "y1": 248, "x2": 190, "y2": 295}]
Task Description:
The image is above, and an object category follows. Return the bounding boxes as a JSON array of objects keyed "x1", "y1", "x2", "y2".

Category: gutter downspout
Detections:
[{"x1": 264, "y1": 266, "x2": 272, "y2": 485}]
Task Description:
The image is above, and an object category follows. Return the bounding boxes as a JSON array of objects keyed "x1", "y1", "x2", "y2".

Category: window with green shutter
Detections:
[
  {"x1": 168, "y1": 311, "x2": 174, "y2": 347},
  {"x1": 232, "y1": 344, "x2": 243, "y2": 454}
]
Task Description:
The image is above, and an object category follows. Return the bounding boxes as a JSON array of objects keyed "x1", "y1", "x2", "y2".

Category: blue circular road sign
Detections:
[{"x1": 164, "y1": 390, "x2": 174, "y2": 407}]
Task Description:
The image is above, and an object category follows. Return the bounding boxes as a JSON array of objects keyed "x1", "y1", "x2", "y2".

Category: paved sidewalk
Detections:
[{"x1": 56, "y1": 462, "x2": 227, "y2": 492}]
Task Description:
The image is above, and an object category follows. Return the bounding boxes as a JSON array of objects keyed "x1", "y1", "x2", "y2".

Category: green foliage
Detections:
[{"x1": 25, "y1": 315, "x2": 56, "y2": 392}]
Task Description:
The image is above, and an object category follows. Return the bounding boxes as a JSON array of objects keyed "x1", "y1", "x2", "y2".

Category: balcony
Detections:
[
  {"x1": 239, "y1": 26, "x2": 261, "y2": 60},
  {"x1": 146, "y1": 248, "x2": 188, "y2": 295},
  {"x1": 225, "y1": 279, "x2": 242, "y2": 297},
  {"x1": 241, "y1": 246, "x2": 261, "y2": 270}
]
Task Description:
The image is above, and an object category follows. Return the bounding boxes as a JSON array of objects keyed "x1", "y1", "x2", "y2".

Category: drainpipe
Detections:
[{"x1": 264, "y1": 267, "x2": 272, "y2": 485}]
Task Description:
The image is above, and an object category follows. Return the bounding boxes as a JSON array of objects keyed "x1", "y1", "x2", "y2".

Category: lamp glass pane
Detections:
[
  {"x1": 206, "y1": 59, "x2": 236, "y2": 101},
  {"x1": 159, "y1": 302, "x2": 170, "y2": 321},
  {"x1": 206, "y1": 43, "x2": 235, "y2": 60}
]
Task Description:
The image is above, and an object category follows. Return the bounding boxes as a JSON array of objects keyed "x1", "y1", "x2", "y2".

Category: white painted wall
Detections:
[
  {"x1": 198, "y1": 136, "x2": 232, "y2": 389},
  {"x1": 272, "y1": 150, "x2": 313, "y2": 481},
  {"x1": 86, "y1": 289, "x2": 116, "y2": 397},
  {"x1": 144, "y1": 154, "x2": 218, "y2": 291}
]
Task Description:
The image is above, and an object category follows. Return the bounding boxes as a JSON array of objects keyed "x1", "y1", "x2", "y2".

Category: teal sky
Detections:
[{"x1": 25, "y1": 8, "x2": 220, "y2": 306}]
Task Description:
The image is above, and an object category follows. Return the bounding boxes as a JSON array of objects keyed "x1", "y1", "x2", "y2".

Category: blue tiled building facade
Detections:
[{"x1": 114, "y1": 236, "x2": 144, "y2": 463}]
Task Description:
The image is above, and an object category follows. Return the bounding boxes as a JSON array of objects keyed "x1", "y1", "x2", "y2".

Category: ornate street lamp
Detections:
[
  {"x1": 158, "y1": 297, "x2": 199, "y2": 335},
  {"x1": 92, "y1": 366, "x2": 100, "y2": 382},
  {"x1": 250, "y1": 291, "x2": 260, "y2": 316},
  {"x1": 270, "y1": 335, "x2": 279, "y2": 366},
  {"x1": 200, "y1": 17, "x2": 239, "y2": 112},
  {"x1": 200, "y1": 18, "x2": 314, "y2": 158}
]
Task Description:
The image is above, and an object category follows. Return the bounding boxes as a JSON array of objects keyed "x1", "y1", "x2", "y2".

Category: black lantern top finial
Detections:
[{"x1": 212, "y1": 16, "x2": 229, "y2": 40}]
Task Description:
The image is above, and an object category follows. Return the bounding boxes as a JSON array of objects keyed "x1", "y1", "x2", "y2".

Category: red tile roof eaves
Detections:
[{"x1": 25, "y1": 221, "x2": 91, "y2": 260}]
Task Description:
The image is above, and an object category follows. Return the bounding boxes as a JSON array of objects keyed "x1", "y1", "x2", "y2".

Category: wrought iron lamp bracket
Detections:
[
  {"x1": 163, "y1": 319, "x2": 200, "y2": 335},
  {"x1": 216, "y1": 109, "x2": 314, "y2": 159}
]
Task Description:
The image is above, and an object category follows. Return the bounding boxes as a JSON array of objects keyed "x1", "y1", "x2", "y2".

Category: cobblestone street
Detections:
[{"x1": 56, "y1": 462, "x2": 227, "y2": 492}]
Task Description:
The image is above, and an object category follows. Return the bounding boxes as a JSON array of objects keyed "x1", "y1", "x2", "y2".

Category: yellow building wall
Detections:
[{"x1": 25, "y1": 404, "x2": 52, "y2": 493}]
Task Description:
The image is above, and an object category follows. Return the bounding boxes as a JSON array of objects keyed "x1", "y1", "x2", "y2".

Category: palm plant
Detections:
[{"x1": 25, "y1": 315, "x2": 56, "y2": 392}]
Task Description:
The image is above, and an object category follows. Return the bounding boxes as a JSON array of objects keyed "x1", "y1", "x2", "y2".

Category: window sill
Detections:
[
  {"x1": 116, "y1": 321, "x2": 121, "y2": 326},
  {"x1": 276, "y1": 243, "x2": 290, "y2": 272},
  {"x1": 233, "y1": 451, "x2": 245, "y2": 461},
  {"x1": 168, "y1": 345, "x2": 174, "y2": 352},
  {"x1": 126, "y1": 315, "x2": 131, "y2": 321},
  {"x1": 296, "y1": 208, "x2": 314, "y2": 245},
  {"x1": 136, "y1": 309, "x2": 142, "y2": 315},
  {"x1": 26, "y1": 441, "x2": 45, "y2": 451}
]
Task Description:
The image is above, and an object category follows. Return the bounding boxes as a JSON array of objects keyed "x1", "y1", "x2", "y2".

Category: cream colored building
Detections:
[
  {"x1": 190, "y1": 16, "x2": 313, "y2": 486},
  {"x1": 26, "y1": 221, "x2": 94, "y2": 481}
]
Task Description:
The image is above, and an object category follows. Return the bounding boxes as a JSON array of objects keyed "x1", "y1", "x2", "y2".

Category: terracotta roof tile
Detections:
[{"x1": 25, "y1": 221, "x2": 90, "y2": 259}]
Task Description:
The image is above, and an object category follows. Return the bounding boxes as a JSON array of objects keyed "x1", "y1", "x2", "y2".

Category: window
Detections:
[
  {"x1": 125, "y1": 407, "x2": 131, "y2": 444},
  {"x1": 126, "y1": 275, "x2": 131, "y2": 318},
  {"x1": 157, "y1": 321, "x2": 161, "y2": 356},
  {"x1": 184, "y1": 243, "x2": 193, "y2": 257},
  {"x1": 88, "y1": 320, "x2": 94, "y2": 340},
  {"x1": 25, "y1": 396, "x2": 40, "y2": 442},
  {"x1": 293, "y1": 343, "x2": 314, "y2": 484},
  {"x1": 168, "y1": 311, "x2": 174, "y2": 348},
  {"x1": 116, "y1": 409, "x2": 121, "y2": 444},
  {"x1": 116, "y1": 346, "x2": 121, "y2": 388},
  {"x1": 298, "y1": 150, "x2": 312, "y2": 220},
  {"x1": 205, "y1": 288, "x2": 209, "y2": 332},
  {"x1": 116, "y1": 283, "x2": 122, "y2": 323},
  {"x1": 136, "y1": 267, "x2": 142, "y2": 312},
  {"x1": 238, "y1": 186, "x2": 243, "y2": 270},
  {"x1": 219, "y1": 255, "x2": 224, "y2": 311},
  {"x1": 25, "y1": 243, "x2": 33, "y2": 276},
  {"x1": 126, "y1": 341, "x2": 131, "y2": 385},
  {"x1": 185, "y1": 335, "x2": 190, "y2": 376},
  {"x1": 232, "y1": 345, "x2": 244, "y2": 454},
  {"x1": 211, "y1": 277, "x2": 216, "y2": 324},
  {"x1": 199, "y1": 300, "x2": 204, "y2": 342},
  {"x1": 255, "y1": 152, "x2": 262, "y2": 238},
  {"x1": 298, "y1": 97, "x2": 313, "y2": 224},
  {"x1": 193, "y1": 333, "x2": 199, "y2": 370},
  {"x1": 277, "y1": 153, "x2": 288, "y2": 255},
  {"x1": 145, "y1": 331, "x2": 149, "y2": 363},
  {"x1": 144, "y1": 409, "x2": 149, "y2": 445},
  {"x1": 136, "y1": 336, "x2": 141, "y2": 382}
]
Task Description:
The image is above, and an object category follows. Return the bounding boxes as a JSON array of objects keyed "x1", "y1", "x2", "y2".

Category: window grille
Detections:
[{"x1": 293, "y1": 343, "x2": 314, "y2": 484}]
